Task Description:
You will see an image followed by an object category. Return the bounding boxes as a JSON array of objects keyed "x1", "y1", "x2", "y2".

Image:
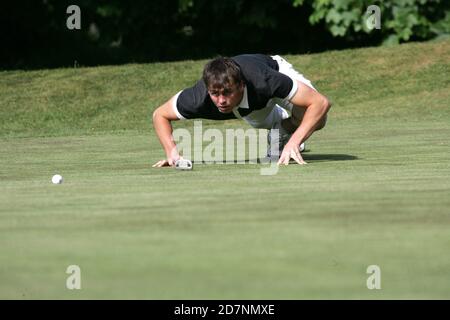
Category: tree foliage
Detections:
[
  {"x1": 2, "y1": 0, "x2": 449, "y2": 69},
  {"x1": 294, "y1": 0, "x2": 450, "y2": 45}
]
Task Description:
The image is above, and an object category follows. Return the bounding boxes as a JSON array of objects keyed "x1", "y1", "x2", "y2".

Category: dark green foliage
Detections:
[
  {"x1": 1, "y1": 0, "x2": 449, "y2": 69},
  {"x1": 298, "y1": 0, "x2": 450, "y2": 45}
]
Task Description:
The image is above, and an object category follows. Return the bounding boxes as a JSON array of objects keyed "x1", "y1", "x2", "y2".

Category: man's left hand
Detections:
[{"x1": 277, "y1": 141, "x2": 307, "y2": 165}]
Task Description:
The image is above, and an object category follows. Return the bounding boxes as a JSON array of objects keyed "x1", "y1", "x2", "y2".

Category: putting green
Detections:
[{"x1": 1, "y1": 40, "x2": 449, "y2": 299}]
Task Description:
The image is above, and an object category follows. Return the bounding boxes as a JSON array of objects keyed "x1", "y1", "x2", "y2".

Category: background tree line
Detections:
[{"x1": 2, "y1": 0, "x2": 449, "y2": 70}]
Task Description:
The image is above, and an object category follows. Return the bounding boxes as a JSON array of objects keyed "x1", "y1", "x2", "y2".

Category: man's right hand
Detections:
[
  {"x1": 152, "y1": 159, "x2": 172, "y2": 167},
  {"x1": 152, "y1": 154, "x2": 180, "y2": 168},
  {"x1": 152, "y1": 95, "x2": 182, "y2": 168}
]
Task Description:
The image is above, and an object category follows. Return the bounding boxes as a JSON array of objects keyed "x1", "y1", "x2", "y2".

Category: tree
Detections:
[{"x1": 293, "y1": 0, "x2": 450, "y2": 45}]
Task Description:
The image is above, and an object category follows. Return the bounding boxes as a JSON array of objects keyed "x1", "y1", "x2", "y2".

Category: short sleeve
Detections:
[
  {"x1": 172, "y1": 91, "x2": 185, "y2": 119},
  {"x1": 266, "y1": 69, "x2": 297, "y2": 101},
  {"x1": 175, "y1": 80, "x2": 208, "y2": 119}
]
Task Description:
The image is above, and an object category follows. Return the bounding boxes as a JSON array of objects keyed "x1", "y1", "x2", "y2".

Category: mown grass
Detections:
[
  {"x1": 1, "y1": 40, "x2": 449, "y2": 137},
  {"x1": 0, "y1": 40, "x2": 449, "y2": 299}
]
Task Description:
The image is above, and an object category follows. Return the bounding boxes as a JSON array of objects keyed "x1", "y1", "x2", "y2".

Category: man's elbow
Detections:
[
  {"x1": 321, "y1": 96, "x2": 332, "y2": 113},
  {"x1": 152, "y1": 107, "x2": 161, "y2": 122},
  {"x1": 314, "y1": 96, "x2": 331, "y2": 131},
  {"x1": 152, "y1": 107, "x2": 168, "y2": 125},
  {"x1": 152, "y1": 108, "x2": 166, "y2": 131}
]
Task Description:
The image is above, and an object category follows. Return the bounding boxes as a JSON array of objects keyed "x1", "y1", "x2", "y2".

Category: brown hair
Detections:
[{"x1": 202, "y1": 57, "x2": 243, "y2": 89}]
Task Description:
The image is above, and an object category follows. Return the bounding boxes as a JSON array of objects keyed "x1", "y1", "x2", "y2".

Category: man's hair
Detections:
[{"x1": 202, "y1": 57, "x2": 243, "y2": 89}]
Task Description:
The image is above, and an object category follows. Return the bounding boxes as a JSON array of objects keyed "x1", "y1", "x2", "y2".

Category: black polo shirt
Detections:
[{"x1": 173, "y1": 54, "x2": 295, "y2": 120}]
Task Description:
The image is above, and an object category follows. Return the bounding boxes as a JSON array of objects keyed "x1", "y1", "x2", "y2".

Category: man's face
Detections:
[{"x1": 208, "y1": 82, "x2": 244, "y2": 114}]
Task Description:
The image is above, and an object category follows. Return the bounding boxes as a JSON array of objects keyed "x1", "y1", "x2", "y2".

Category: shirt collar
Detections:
[{"x1": 234, "y1": 86, "x2": 249, "y2": 111}]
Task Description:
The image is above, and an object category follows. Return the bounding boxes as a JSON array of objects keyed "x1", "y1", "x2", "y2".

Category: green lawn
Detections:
[{"x1": 1, "y1": 40, "x2": 449, "y2": 299}]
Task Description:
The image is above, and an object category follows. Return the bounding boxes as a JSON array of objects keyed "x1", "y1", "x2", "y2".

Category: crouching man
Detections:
[{"x1": 152, "y1": 54, "x2": 331, "y2": 167}]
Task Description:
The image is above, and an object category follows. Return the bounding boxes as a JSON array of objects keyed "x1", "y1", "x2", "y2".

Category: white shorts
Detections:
[{"x1": 242, "y1": 55, "x2": 316, "y2": 129}]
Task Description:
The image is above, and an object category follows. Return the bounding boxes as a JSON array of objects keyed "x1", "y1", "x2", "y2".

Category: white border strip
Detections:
[
  {"x1": 285, "y1": 77, "x2": 298, "y2": 101},
  {"x1": 172, "y1": 91, "x2": 186, "y2": 120}
]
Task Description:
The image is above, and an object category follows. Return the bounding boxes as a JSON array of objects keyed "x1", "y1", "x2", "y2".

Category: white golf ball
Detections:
[
  {"x1": 299, "y1": 142, "x2": 305, "y2": 152},
  {"x1": 52, "y1": 174, "x2": 63, "y2": 184}
]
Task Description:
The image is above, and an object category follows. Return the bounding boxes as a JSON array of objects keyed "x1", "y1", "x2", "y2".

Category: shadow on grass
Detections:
[
  {"x1": 302, "y1": 153, "x2": 359, "y2": 162},
  {"x1": 195, "y1": 154, "x2": 358, "y2": 164}
]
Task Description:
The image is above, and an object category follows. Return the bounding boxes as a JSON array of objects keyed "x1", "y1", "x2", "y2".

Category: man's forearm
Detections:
[
  {"x1": 290, "y1": 100, "x2": 330, "y2": 145},
  {"x1": 153, "y1": 113, "x2": 178, "y2": 158}
]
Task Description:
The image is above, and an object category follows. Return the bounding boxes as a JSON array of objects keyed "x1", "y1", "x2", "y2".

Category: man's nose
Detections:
[{"x1": 218, "y1": 95, "x2": 227, "y2": 105}]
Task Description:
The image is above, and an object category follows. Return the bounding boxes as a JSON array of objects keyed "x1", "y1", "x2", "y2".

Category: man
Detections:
[{"x1": 152, "y1": 54, "x2": 331, "y2": 167}]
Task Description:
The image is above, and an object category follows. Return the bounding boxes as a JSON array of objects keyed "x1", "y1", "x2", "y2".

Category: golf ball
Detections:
[
  {"x1": 299, "y1": 142, "x2": 305, "y2": 152},
  {"x1": 52, "y1": 174, "x2": 63, "y2": 184}
]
